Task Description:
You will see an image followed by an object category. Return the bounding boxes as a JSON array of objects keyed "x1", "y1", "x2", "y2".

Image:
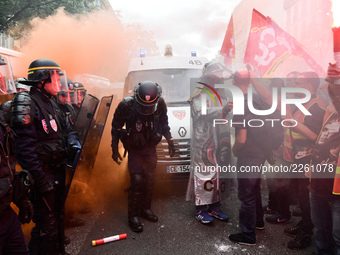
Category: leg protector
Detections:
[
  {"x1": 128, "y1": 174, "x2": 143, "y2": 232},
  {"x1": 140, "y1": 173, "x2": 158, "y2": 222}
]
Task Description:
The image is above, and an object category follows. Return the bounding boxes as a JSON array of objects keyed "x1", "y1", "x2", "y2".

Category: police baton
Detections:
[{"x1": 42, "y1": 181, "x2": 59, "y2": 212}]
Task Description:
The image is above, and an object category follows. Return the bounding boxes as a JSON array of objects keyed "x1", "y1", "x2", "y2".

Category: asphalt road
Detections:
[
  {"x1": 22, "y1": 106, "x2": 317, "y2": 254},
  {"x1": 62, "y1": 172, "x2": 317, "y2": 255}
]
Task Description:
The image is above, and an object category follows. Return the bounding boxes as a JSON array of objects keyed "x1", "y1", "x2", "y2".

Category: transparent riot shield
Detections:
[
  {"x1": 78, "y1": 95, "x2": 113, "y2": 173},
  {"x1": 65, "y1": 94, "x2": 99, "y2": 197},
  {"x1": 73, "y1": 94, "x2": 100, "y2": 146}
]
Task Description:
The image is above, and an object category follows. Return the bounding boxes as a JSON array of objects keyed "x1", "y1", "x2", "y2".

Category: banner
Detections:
[
  {"x1": 244, "y1": 9, "x2": 326, "y2": 77},
  {"x1": 220, "y1": 15, "x2": 235, "y2": 69}
]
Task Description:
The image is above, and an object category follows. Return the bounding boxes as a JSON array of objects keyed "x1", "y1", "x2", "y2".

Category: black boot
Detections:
[
  {"x1": 140, "y1": 209, "x2": 158, "y2": 222},
  {"x1": 128, "y1": 174, "x2": 143, "y2": 232},
  {"x1": 141, "y1": 173, "x2": 158, "y2": 222},
  {"x1": 128, "y1": 216, "x2": 143, "y2": 232}
]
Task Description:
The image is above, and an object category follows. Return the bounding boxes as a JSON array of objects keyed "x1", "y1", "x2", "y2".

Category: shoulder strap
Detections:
[
  {"x1": 30, "y1": 94, "x2": 53, "y2": 122},
  {"x1": 30, "y1": 94, "x2": 62, "y2": 135}
]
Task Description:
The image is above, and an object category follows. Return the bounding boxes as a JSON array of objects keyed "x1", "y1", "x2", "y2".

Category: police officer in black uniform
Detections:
[
  {"x1": 0, "y1": 55, "x2": 33, "y2": 255},
  {"x1": 54, "y1": 78, "x2": 77, "y2": 129},
  {"x1": 111, "y1": 81, "x2": 175, "y2": 232},
  {"x1": 71, "y1": 82, "x2": 86, "y2": 118},
  {"x1": 10, "y1": 59, "x2": 80, "y2": 255},
  {"x1": 53, "y1": 78, "x2": 85, "y2": 229}
]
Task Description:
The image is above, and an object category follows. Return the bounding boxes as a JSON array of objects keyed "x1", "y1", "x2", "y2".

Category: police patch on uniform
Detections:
[
  {"x1": 50, "y1": 119, "x2": 57, "y2": 132},
  {"x1": 42, "y1": 119, "x2": 49, "y2": 134},
  {"x1": 136, "y1": 120, "x2": 142, "y2": 132}
]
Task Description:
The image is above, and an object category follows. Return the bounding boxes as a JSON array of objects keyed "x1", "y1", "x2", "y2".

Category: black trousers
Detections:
[
  {"x1": 28, "y1": 165, "x2": 66, "y2": 255},
  {"x1": 0, "y1": 207, "x2": 28, "y2": 255},
  {"x1": 127, "y1": 146, "x2": 157, "y2": 217}
]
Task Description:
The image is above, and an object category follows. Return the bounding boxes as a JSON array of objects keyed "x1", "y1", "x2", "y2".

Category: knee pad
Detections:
[
  {"x1": 130, "y1": 174, "x2": 143, "y2": 192},
  {"x1": 143, "y1": 173, "x2": 155, "y2": 189}
]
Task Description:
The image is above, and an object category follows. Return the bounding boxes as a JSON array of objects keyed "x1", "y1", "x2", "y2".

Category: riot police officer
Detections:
[
  {"x1": 71, "y1": 82, "x2": 86, "y2": 117},
  {"x1": 0, "y1": 55, "x2": 32, "y2": 255},
  {"x1": 55, "y1": 78, "x2": 77, "y2": 128},
  {"x1": 53, "y1": 78, "x2": 85, "y2": 229},
  {"x1": 15, "y1": 77, "x2": 31, "y2": 92},
  {"x1": 10, "y1": 59, "x2": 80, "y2": 255},
  {"x1": 111, "y1": 81, "x2": 175, "y2": 232}
]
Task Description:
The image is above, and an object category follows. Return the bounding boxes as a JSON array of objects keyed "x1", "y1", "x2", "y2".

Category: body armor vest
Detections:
[{"x1": 0, "y1": 120, "x2": 17, "y2": 212}]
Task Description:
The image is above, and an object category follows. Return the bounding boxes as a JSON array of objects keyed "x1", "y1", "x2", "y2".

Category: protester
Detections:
[
  {"x1": 185, "y1": 62, "x2": 231, "y2": 224},
  {"x1": 308, "y1": 62, "x2": 340, "y2": 255},
  {"x1": 228, "y1": 68, "x2": 266, "y2": 246},
  {"x1": 250, "y1": 77, "x2": 287, "y2": 216},
  {"x1": 278, "y1": 72, "x2": 326, "y2": 250}
]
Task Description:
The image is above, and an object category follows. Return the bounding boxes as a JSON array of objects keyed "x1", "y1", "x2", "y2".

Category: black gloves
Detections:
[
  {"x1": 112, "y1": 145, "x2": 122, "y2": 165},
  {"x1": 112, "y1": 152, "x2": 122, "y2": 165},
  {"x1": 69, "y1": 140, "x2": 81, "y2": 152},
  {"x1": 16, "y1": 198, "x2": 33, "y2": 224},
  {"x1": 35, "y1": 174, "x2": 54, "y2": 197},
  {"x1": 167, "y1": 139, "x2": 175, "y2": 157}
]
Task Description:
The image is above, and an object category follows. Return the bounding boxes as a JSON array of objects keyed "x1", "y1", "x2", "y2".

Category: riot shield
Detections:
[
  {"x1": 65, "y1": 94, "x2": 99, "y2": 197},
  {"x1": 73, "y1": 94, "x2": 100, "y2": 146},
  {"x1": 78, "y1": 95, "x2": 113, "y2": 172}
]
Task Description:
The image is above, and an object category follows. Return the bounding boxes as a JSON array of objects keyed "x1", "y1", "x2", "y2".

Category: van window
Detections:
[{"x1": 125, "y1": 69, "x2": 202, "y2": 103}]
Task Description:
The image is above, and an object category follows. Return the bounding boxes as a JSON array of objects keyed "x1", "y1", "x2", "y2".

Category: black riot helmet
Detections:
[
  {"x1": 28, "y1": 59, "x2": 62, "y2": 83},
  {"x1": 134, "y1": 81, "x2": 162, "y2": 115},
  {"x1": 25, "y1": 59, "x2": 68, "y2": 96}
]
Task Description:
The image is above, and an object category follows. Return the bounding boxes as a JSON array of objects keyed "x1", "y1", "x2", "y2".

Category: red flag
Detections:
[
  {"x1": 244, "y1": 9, "x2": 326, "y2": 77},
  {"x1": 220, "y1": 15, "x2": 235, "y2": 68}
]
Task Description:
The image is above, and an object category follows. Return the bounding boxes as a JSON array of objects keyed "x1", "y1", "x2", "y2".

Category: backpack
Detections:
[{"x1": 245, "y1": 94, "x2": 284, "y2": 158}]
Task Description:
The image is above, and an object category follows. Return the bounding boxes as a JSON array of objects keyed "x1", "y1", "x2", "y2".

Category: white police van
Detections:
[{"x1": 123, "y1": 47, "x2": 209, "y2": 177}]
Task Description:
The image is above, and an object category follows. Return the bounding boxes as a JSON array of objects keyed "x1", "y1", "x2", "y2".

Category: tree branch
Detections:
[{"x1": 1, "y1": 0, "x2": 61, "y2": 32}]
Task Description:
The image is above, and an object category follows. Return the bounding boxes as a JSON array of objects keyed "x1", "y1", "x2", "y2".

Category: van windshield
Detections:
[{"x1": 125, "y1": 69, "x2": 202, "y2": 103}]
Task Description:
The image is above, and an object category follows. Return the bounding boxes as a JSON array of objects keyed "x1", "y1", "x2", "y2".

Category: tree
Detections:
[
  {"x1": 0, "y1": 0, "x2": 100, "y2": 34},
  {"x1": 124, "y1": 23, "x2": 160, "y2": 58}
]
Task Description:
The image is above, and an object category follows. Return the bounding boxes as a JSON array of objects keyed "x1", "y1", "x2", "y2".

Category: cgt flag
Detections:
[
  {"x1": 220, "y1": 15, "x2": 235, "y2": 69},
  {"x1": 244, "y1": 9, "x2": 326, "y2": 77}
]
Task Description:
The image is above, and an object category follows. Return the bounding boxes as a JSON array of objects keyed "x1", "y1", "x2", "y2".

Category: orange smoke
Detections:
[{"x1": 19, "y1": 8, "x2": 129, "y2": 82}]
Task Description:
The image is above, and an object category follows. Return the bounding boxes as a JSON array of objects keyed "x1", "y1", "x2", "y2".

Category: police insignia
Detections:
[
  {"x1": 50, "y1": 119, "x2": 58, "y2": 132},
  {"x1": 145, "y1": 95, "x2": 150, "y2": 101},
  {"x1": 136, "y1": 120, "x2": 142, "y2": 132},
  {"x1": 42, "y1": 119, "x2": 49, "y2": 134}
]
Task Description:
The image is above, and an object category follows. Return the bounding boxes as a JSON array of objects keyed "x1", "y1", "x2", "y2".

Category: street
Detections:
[
  {"x1": 63, "y1": 168, "x2": 317, "y2": 255},
  {"x1": 18, "y1": 106, "x2": 317, "y2": 255}
]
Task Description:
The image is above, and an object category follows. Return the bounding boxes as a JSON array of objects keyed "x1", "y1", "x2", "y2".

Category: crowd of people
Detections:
[
  {"x1": 169, "y1": 60, "x2": 339, "y2": 255},
  {"x1": 1, "y1": 52, "x2": 340, "y2": 255}
]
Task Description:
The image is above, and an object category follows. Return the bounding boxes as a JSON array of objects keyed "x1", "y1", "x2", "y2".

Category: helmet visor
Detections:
[
  {"x1": 0, "y1": 56, "x2": 16, "y2": 95},
  {"x1": 135, "y1": 101, "x2": 158, "y2": 115},
  {"x1": 76, "y1": 89, "x2": 86, "y2": 105},
  {"x1": 69, "y1": 91, "x2": 77, "y2": 105},
  {"x1": 57, "y1": 91, "x2": 71, "y2": 105},
  {"x1": 47, "y1": 70, "x2": 67, "y2": 96}
]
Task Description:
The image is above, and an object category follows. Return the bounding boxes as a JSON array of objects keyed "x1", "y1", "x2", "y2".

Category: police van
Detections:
[{"x1": 123, "y1": 47, "x2": 209, "y2": 177}]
